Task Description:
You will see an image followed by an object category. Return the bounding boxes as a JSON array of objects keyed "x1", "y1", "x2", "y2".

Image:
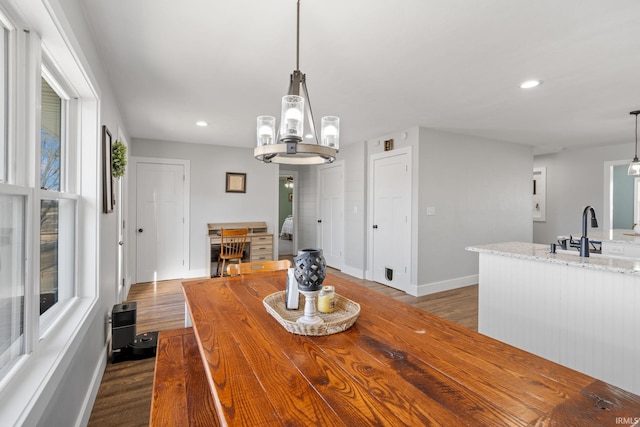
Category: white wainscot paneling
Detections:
[{"x1": 478, "y1": 254, "x2": 640, "y2": 395}]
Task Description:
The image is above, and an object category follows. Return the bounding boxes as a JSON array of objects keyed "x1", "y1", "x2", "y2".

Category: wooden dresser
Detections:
[{"x1": 207, "y1": 221, "x2": 273, "y2": 277}]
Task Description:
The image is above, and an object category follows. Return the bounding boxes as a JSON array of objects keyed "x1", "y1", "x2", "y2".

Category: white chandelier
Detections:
[{"x1": 254, "y1": 0, "x2": 339, "y2": 165}]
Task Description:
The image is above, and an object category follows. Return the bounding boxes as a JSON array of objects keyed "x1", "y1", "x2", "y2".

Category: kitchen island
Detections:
[{"x1": 467, "y1": 242, "x2": 640, "y2": 395}]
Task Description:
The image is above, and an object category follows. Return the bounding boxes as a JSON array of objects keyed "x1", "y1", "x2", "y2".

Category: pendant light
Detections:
[
  {"x1": 628, "y1": 110, "x2": 640, "y2": 176},
  {"x1": 254, "y1": 0, "x2": 339, "y2": 165}
]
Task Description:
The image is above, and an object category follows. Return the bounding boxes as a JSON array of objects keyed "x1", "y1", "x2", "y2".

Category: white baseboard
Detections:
[
  {"x1": 339, "y1": 265, "x2": 364, "y2": 279},
  {"x1": 410, "y1": 274, "x2": 478, "y2": 297},
  {"x1": 77, "y1": 344, "x2": 108, "y2": 426},
  {"x1": 186, "y1": 268, "x2": 209, "y2": 279}
]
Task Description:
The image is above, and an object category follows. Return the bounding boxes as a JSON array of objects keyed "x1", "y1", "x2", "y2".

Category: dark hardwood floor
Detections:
[{"x1": 87, "y1": 269, "x2": 478, "y2": 426}]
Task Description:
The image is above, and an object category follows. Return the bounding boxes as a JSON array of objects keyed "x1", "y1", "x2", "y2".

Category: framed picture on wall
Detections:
[
  {"x1": 102, "y1": 125, "x2": 114, "y2": 213},
  {"x1": 226, "y1": 172, "x2": 246, "y2": 193}
]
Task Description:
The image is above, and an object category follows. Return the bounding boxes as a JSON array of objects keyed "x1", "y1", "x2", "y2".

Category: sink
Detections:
[{"x1": 556, "y1": 248, "x2": 635, "y2": 260}]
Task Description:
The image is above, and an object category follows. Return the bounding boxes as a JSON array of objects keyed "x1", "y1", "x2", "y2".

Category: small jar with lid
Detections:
[{"x1": 317, "y1": 285, "x2": 335, "y2": 313}]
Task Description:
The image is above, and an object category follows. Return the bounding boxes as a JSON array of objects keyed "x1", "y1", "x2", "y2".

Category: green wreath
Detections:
[{"x1": 112, "y1": 140, "x2": 127, "y2": 178}]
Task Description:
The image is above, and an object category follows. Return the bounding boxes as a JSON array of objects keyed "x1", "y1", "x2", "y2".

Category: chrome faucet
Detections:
[{"x1": 580, "y1": 206, "x2": 598, "y2": 257}]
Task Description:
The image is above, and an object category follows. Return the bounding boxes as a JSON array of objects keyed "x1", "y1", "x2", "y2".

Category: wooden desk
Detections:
[
  {"x1": 207, "y1": 221, "x2": 273, "y2": 277},
  {"x1": 182, "y1": 272, "x2": 640, "y2": 426}
]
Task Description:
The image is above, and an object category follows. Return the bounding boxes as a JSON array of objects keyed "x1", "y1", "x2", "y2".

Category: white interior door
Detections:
[
  {"x1": 371, "y1": 150, "x2": 411, "y2": 291},
  {"x1": 136, "y1": 162, "x2": 185, "y2": 282},
  {"x1": 318, "y1": 162, "x2": 344, "y2": 269}
]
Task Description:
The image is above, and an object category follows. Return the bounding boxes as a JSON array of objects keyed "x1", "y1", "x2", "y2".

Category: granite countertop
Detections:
[{"x1": 466, "y1": 242, "x2": 640, "y2": 275}]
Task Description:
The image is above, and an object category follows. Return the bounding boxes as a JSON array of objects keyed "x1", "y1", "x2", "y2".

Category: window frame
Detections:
[
  {"x1": 0, "y1": 184, "x2": 29, "y2": 381},
  {"x1": 0, "y1": 1, "x2": 101, "y2": 423},
  {"x1": 38, "y1": 58, "x2": 79, "y2": 333},
  {"x1": 0, "y1": 21, "x2": 8, "y2": 183}
]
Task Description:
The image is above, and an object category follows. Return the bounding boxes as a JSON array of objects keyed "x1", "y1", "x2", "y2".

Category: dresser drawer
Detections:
[
  {"x1": 251, "y1": 241, "x2": 273, "y2": 261},
  {"x1": 251, "y1": 243, "x2": 272, "y2": 253},
  {"x1": 251, "y1": 245, "x2": 272, "y2": 256},
  {"x1": 252, "y1": 235, "x2": 273, "y2": 245}
]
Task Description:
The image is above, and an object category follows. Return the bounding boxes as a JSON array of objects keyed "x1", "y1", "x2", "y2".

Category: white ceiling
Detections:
[{"x1": 80, "y1": 0, "x2": 640, "y2": 155}]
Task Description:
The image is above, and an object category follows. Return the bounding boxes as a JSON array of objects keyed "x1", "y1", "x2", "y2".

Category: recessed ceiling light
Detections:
[
  {"x1": 519, "y1": 80, "x2": 542, "y2": 89},
  {"x1": 196, "y1": 121, "x2": 209, "y2": 127}
]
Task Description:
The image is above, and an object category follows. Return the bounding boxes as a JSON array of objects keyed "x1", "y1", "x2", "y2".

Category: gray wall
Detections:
[
  {"x1": 533, "y1": 142, "x2": 634, "y2": 244},
  {"x1": 364, "y1": 127, "x2": 533, "y2": 295},
  {"x1": 417, "y1": 128, "x2": 533, "y2": 289},
  {"x1": 342, "y1": 142, "x2": 367, "y2": 277},
  {"x1": 130, "y1": 139, "x2": 278, "y2": 278}
]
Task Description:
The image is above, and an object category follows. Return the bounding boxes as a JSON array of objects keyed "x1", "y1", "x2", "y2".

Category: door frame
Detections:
[
  {"x1": 317, "y1": 160, "x2": 345, "y2": 270},
  {"x1": 366, "y1": 146, "x2": 413, "y2": 285},
  {"x1": 128, "y1": 156, "x2": 191, "y2": 284},
  {"x1": 116, "y1": 128, "x2": 128, "y2": 302},
  {"x1": 278, "y1": 169, "x2": 299, "y2": 257}
]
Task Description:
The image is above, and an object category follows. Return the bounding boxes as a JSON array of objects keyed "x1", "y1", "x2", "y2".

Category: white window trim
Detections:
[{"x1": 0, "y1": 1, "x2": 102, "y2": 425}]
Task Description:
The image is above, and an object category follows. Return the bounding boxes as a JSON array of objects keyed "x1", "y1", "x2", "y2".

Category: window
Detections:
[
  {"x1": 0, "y1": 22, "x2": 7, "y2": 182},
  {"x1": 40, "y1": 77, "x2": 62, "y2": 191},
  {"x1": 39, "y1": 72, "x2": 76, "y2": 321},
  {"x1": 0, "y1": 192, "x2": 26, "y2": 380},
  {"x1": 0, "y1": 15, "x2": 23, "y2": 381},
  {"x1": 0, "y1": 3, "x2": 99, "y2": 421}
]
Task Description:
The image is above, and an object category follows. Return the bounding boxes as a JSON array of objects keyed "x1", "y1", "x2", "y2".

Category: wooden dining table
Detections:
[{"x1": 182, "y1": 271, "x2": 640, "y2": 426}]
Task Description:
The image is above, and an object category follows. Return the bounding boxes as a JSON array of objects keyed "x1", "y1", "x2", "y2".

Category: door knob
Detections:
[
  {"x1": 317, "y1": 220, "x2": 322, "y2": 223},
  {"x1": 118, "y1": 241, "x2": 124, "y2": 246},
  {"x1": 138, "y1": 228, "x2": 143, "y2": 233},
  {"x1": 373, "y1": 225, "x2": 378, "y2": 229}
]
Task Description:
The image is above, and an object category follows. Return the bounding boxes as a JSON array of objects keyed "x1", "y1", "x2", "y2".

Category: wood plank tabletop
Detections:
[{"x1": 182, "y1": 272, "x2": 640, "y2": 426}]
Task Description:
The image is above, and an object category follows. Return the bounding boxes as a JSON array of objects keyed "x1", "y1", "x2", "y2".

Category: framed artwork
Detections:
[
  {"x1": 226, "y1": 172, "x2": 246, "y2": 193},
  {"x1": 102, "y1": 125, "x2": 114, "y2": 213}
]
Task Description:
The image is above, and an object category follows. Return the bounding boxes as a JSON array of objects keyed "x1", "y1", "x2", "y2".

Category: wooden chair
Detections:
[
  {"x1": 215, "y1": 228, "x2": 248, "y2": 277},
  {"x1": 227, "y1": 259, "x2": 291, "y2": 276}
]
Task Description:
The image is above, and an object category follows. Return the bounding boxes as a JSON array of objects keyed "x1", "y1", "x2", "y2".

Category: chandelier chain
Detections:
[{"x1": 296, "y1": 0, "x2": 300, "y2": 71}]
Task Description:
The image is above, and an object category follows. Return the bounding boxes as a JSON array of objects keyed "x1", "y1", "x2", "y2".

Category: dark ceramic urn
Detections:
[{"x1": 293, "y1": 248, "x2": 326, "y2": 291}]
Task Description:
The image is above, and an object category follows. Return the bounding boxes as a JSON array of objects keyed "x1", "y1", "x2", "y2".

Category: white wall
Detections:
[
  {"x1": 533, "y1": 142, "x2": 633, "y2": 244},
  {"x1": 130, "y1": 139, "x2": 278, "y2": 278}
]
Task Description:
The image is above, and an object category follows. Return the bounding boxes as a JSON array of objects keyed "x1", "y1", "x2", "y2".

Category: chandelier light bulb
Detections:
[
  {"x1": 256, "y1": 116, "x2": 276, "y2": 146},
  {"x1": 321, "y1": 116, "x2": 340, "y2": 149},
  {"x1": 285, "y1": 108, "x2": 303, "y2": 134},
  {"x1": 259, "y1": 126, "x2": 273, "y2": 136},
  {"x1": 280, "y1": 95, "x2": 305, "y2": 139}
]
